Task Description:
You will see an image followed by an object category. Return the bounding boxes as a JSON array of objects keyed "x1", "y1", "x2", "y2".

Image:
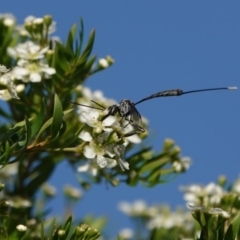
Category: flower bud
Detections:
[{"x1": 43, "y1": 15, "x2": 52, "y2": 27}]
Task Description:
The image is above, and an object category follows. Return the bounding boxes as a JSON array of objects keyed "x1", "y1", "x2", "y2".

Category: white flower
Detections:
[
  {"x1": 82, "y1": 109, "x2": 117, "y2": 133},
  {"x1": 119, "y1": 200, "x2": 148, "y2": 216},
  {"x1": 33, "y1": 18, "x2": 44, "y2": 25},
  {"x1": 122, "y1": 123, "x2": 142, "y2": 144},
  {"x1": 147, "y1": 206, "x2": 194, "y2": 230},
  {"x1": 11, "y1": 60, "x2": 56, "y2": 83},
  {"x1": 82, "y1": 143, "x2": 117, "y2": 168},
  {"x1": 57, "y1": 230, "x2": 65, "y2": 236},
  {"x1": 180, "y1": 182, "x2": 224, "y2": 206},
  {"x1": 118, "y1": 228, "x2": 134, "y2": 239},
  {"x1": 8, "y1": 41, "x2": 49, "y2": 60},
  {"x1": 173, "y1": 157, "x2": 191, "y2": 172},
  {"x1": 80, "y1": 132, "x2": 117, "y2": 168},
  {"x1": 41, "y1": 184, "x2": 57, "y2": 197},
  {"x1": 8, "y1": 198, "x2": 32, "y2": 208},
  {"x1": 16, "y1": 224, "x2": 27, "y2": 232},
  {"x1": 63, "y1": 185, "x2": 82, "y2": 200},
  {"x1": 0, "y1": 65, "x2": 10, "y2": 73},
  {"x1": 79, "y1": 131, "x2": 127, "y2": 170},
  {"x1": 98, "y1": 58, "x2": 109, "y2": 68},
  {"x1": 188, "y1": 205, "x2": 230, "y2": 218},
  {"x1": 0, "y1": 162, "x2": 18, "y2": 179},
  {"x1": 79, "y1": 131, "x2": 93, "y2": 142},
  {"x1": 233, "y1": 177, "x2": 240, "y2": 193},
  {"x1": 209, "y1": 208, "x2": 230, "y2": 218},
  {"x1": 77, "y1": 162, "x2": 98, "y2": 176},
  {"x1": 0, "y1": 13, "x2": 16, "y2": 26},
  {"x1": 0, "y1": 65, "x2": 20, "y2": 100}
]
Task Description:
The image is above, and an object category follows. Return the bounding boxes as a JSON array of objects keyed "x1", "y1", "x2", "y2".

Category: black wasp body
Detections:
[
  {"x1": 101, "y1": 99, "x2": 143, "y2": 137},
  {"x1": 71, "y1": 87, "x2": 237, "y2": 137}
]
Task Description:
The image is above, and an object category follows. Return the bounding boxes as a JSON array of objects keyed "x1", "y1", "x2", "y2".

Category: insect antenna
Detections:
[
  {"x1": 91, "y1": 100, "x2": 106, "y2": 110},
  {"x1": 69, "y1": 102, "x2": 104, "y2": 111},
  {"x1": 134, "y1": 86, "x2": 237, "y2": 105}
]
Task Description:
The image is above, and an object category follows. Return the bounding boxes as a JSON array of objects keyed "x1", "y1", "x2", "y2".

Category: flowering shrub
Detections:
[{"x1": 0, "y1": 13, "x2": 239, "y2": 240}]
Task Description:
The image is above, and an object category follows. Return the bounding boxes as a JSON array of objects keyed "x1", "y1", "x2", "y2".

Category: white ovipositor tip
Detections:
[{"x1": 227, "y1": 86, "x2": 237, "y2": 90}]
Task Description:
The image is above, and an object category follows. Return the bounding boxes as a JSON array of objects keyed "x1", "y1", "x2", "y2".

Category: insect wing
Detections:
[{"x1": 128, "y1": 102, "x2": 142, "y2": 128}]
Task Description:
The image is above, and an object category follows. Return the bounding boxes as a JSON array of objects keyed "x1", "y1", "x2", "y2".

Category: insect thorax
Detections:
[{"x1": 119, "y1": 99, "x2": 134, "y2": 117}]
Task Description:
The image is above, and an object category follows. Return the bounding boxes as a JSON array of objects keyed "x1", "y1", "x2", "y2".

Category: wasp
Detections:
[{"x1": 71, "y1": 87, "x2": 237, "y2": 137}]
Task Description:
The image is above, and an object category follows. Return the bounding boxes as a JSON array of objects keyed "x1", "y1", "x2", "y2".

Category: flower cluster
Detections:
[
  {"x1": 188, "y1": 204, "x2": 230, "y2": 219},
  {"x1": 76, "y1": 86, "x2": 142, "y2": 143},
  {"x1": 180, "y1": 182, "x2": 224, "y2": 206},
  {"x1": 0, "y1": 64, "x2": 20, "y2": 100},
  {"x1": 75, "y1": 87, "x2": 145, "y2": 172},
  {"x1": 78, "y1": 125, "x2": 129, "y2": 172},
  {"x1": 8, "y1": 41, "x2": 56, "y2": 83},
  {"x1": 118, "y1": 200, "x2": 194, "y2": 232}
]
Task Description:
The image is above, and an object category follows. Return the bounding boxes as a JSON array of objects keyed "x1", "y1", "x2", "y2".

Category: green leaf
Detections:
[
  {"x1": 66, "y1": 24, "x2": 77, "y2": 54},
  {"x1": 24, "y1": 115, "x2": 32, "y2": 148},
  {"x1": 0, "y1": 141, "x2": 10, "y2": 165},
  {"x1": 41, "y1": 221, "x2": 45, "y2": 239},
  {"x1": 0, "y1": 126, "x2": 22, "y2": 142},
  {"x1": 79, "y1": 29, "x2": 95, "y2": 62},
  {"x1": 48, "y1": 218, "x2": 56, "y2": 240},
  {"x1": 138, "y1": 156, "x2": 167, "y2": 175},
  {"x1": 54, "y1": 42, "x2": 72, "y2": 74},
  {"x1": 33, "y1": 109, "x2": 72, "y2": 145},
  {"x1": 78, "y1": 18, "x2": 84, "y2": 54},
  {"x1": 146, "y1": 169, "x2": 161, "y2": 187},
  {"x1": 63, "y1": 216, "x2": 72, "y2": 237},
  {"x1": 31, "y1": 98, "x2": 46, "y2": 138},
  {"x1": 18, "y1": 116, "x2": 32, "y2": 148},
  {"x1": 225, "y1": 213, "x2": 240, "y2": 240},
  {"x1": 84, "y1": 55, "x2": 97, "y2": 73},
  {"x1": 51, "y1": 93, "x2": 63, "y2": 138},
  {"x1": 207, "y1": 215, "x2": 219, "y2": 240},
  {"x1": 0, "y1": 227, "x2": 8, "y2": 240}
]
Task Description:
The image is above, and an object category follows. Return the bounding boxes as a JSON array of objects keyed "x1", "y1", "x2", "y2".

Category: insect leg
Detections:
[{"x1": 123, "y1": 125, "x2": 145, "y2": 137}]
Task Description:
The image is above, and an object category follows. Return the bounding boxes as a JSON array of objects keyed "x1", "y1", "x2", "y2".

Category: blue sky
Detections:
[{"x1": 2, "y1": 1, "x2": 240, "y2": 236}]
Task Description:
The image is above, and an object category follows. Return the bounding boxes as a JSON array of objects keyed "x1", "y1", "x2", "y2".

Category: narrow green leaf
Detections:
[
  {"x1": 207, "y1": 216, "x2": 218, "y2": 240},
  {"x1": 24, "y1": 115, "x2": 32, "y2": 148},
  {"x1": 51, "y1": 94, "x2": 63, "y2": 138},
  {"x1": 80, "y1": 29, "x2": 95, "y2": 61},
  {"x1": 79, "y1": 18, "x2": 84, "y2": 54},
  {"x1": 21, "y1": 230, "x2": 31, "y2": 240},
  {"x1": 54, "y1": 42, "x2": 72, "y2": 72},
  {"x1": 13, "y1": 117, "x2": 34, "y2": 128},
  {"x1": 41, "y1": 221, "x2": 45, "y2": 239},
  {"x1": 48, "y1": 218, "x2": 56, "y2": 240},
  {"x1": 31, "y1": 98, "x2": 46, "y2": 138},
  {"x1": 0, "y1": 141, "x2": 10, "y2": 165},
  {"x1": 63, "y1": 216, "x2": 72, "y2": 237},
  {"x1": 225, "y1": 213, "x2": 240, "y2": 240},
  {"x1": 84, "y1": 55, "x2": 97, "y2": 73},
  {"x1": 66, "y1": 24, "x2": 77, "y2": 53},
  {"x1": 147, "y1": 169, "x2": 161, "y2": 186},
  {"x1": 33, "y1": 108, "x2": 72, "y2": 144}
]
